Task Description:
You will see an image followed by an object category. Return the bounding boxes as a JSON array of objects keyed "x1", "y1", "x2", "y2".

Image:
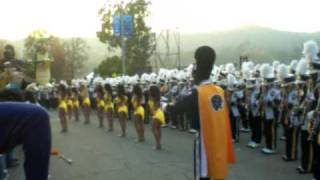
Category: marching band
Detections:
[{"x1": 1, "y1": 40, "x2": 320, "y2": 180}]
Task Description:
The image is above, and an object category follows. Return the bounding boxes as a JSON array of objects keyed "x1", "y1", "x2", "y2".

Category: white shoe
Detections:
[
  {"x1": 247, "y1": 141, "x2": 255, "y2": 148},
  {"x1": 280, "y1": 136, "x2": 287, "y2": 141},
  {"x1": 161, "y1": 124, "x2": 168, "y2": 128},
  {"x1": 262, "y1": 148, "x2": 275, "y2": 154},
  {"x1": 240, "y1": 128, "x2": 251, "y2": 133},
  {"x1": 252, "y1": 143, "x2": 260, "y2": 148},
  {"x1": 188, "y1": 129, "x2": 197, "y2": 134}
]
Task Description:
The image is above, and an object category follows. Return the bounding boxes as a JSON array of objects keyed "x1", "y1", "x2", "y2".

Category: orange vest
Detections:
[{"x1": 197, "y1": 84, "x2": 235, "y2": 179}]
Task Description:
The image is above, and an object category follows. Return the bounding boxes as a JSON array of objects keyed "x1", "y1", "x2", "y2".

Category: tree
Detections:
[
  {"x1": 95, "y1": 56, "x2": 122, "y2": 77},
  {"x1": 0, "y1": 40, "x2": 7, "y2": 60},
  {"x1": 50, "y1": 37, "x2": 67, "y2": 81},
  {"x1": 24, "y1": 29, "x2": 53, "y2": 62},
  {"x1": 24, "y1": 29, "x2": 53, "y2": 78},
  {"x1": 63, "y1": 38, "x2": 89, "y2": 79},
  {"x1": 96, "y1": 0, "x2": 155, "y2": 75},
  {"x1": 24, "y1": 29, "x2": 67, "y2": 80}
]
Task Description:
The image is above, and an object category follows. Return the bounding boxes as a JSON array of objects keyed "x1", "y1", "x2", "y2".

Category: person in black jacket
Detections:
[{"x1": 0, "y1": 95, "x2": 51, "y2": 180}]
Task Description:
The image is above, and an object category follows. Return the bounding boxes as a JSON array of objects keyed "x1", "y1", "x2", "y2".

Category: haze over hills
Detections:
[
  {"x1": 5, "y1": 25, "x2": 320, "y2": 76},
  {"x1": 154, "y1": 25, "x2": 320, "y2": 69}
]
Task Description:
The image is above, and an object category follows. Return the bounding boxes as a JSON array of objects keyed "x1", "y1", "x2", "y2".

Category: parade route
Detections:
[{"x1": 10, "y1": 111, "x2": 312, "y2": 180}]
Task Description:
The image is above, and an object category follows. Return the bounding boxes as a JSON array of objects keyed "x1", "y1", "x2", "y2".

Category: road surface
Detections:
[{"x1": 9, "y1": 110, "x2": 312, "y2": 180}]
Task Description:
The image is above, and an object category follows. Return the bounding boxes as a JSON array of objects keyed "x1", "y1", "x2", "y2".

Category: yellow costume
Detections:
[
  {"x1": 197, "y1": 84, "x2": 235, "y2": 179},
  {"x1": 67, "y1": 99, "x2": 73, "y2": 109},
  {"x1": 115, "y1": 96, "x2": 128, "y2": 116},
  {"x1": 148, "y1": 100, "x2": 155, "y2": 113},
  {"x1": 58, "y1": 98, "x2": 68, "y2": 112},
  {"x1": 83, "y1": 97, "x2": 91, "y2": 106},
  {"x1": 97, "y1": 97, "x2": 105, "y2": 109},
  {"x1": 73, "y1": 99, "x2": 80, "y2": 108},
  {"x1": 132, "y1": 97, "x2": 145, "y2": 120},
  {"x1": 104, "y1": 94, "x2": 114, "y2": 111},
  {"x1": 152, "y1": 108, "x2": 165, "y2": 125}
]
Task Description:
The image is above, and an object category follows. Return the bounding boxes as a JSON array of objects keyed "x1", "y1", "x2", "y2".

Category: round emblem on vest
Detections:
[{"x1": 211, "y1": 94, "x2": 223, "y2": 111}]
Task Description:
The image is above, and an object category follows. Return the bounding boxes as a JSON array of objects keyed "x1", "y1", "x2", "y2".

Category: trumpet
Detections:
[{"x1": 307, "y1": 110, "x2": 319, "y2": 141}]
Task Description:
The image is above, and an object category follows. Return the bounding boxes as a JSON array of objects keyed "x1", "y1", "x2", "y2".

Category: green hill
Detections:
[{"x1": 3, "y1": 25, "x2": 320, "y2": 75}]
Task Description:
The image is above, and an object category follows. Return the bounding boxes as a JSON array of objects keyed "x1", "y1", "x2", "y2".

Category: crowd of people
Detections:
[
  {"x1": 13, "y1": 40, "x2": 319, "y2": 180},
  {"x1": 1, "y1": 40, "x2": 320, "y2": 180}
]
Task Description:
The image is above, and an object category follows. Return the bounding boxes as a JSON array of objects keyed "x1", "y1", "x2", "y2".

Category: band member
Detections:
[
  {"x1": 298, "y1": 110, "x2": 316, "y2": 174},
  {"x1": 174, "y1": 46, "x2": 235, "y2": 180},
  {"x1": 313, "y1": 114, "x2": 320, "y2": 180},
  {"x1": 283, "y1": 60, "x2": 308, "y2": 160},
  {"x1": 227, "y1": 74, "x2": 241, "y2": 142},
  {"x1": 104, "y1": 83, "x2": 114, "y2": 132},
  {"x1": 312, "y1": 61, "x2": 320, "y2": 179},
  {"x1": 58, "y1": 84, "x2": 68, "y2": 133},
  {"x1": 95, "y1": 84, "x2": 105, "y2": 128},
  {"x1": 238, "y1": 83, "x2": 250, "y2": 133},
  {"x1": 66, "y1": 88, "x2": 73, "y2": 121},
  {"x1": 80, "y1": 83, "x2": 91, "y2": 124},
  {"x1": 310, "y1": 103, "x2": 320, "y2": 180},
  {"x1": 279, "y1": 73, "x2": 294, "y2": 158},
  {"x1": 298, "y1": 72, "x2": 317, "y2": 173},
  {"x1": 132, "y1": 84, "x2": 145, "y2": 142},
  {"x1": 279, "y1": 76, "x2": 291, "y2": 142},
  {"x1": 247, "y1": 79, "x2": 262, "y2": 148},
  {"x1": 115, "y1": 85, "x2": 128, "y2": 137},
  {"x1": 261, "y1": 64, "x2": 280, "y2": 154},
  {"x1": 283, "y1": 81, "x2": 304, "y2": 161},
  {"x1": 71, "y1": 87, "x2": 80, "y2": 122},
  {"x1": 149, "y1": 85, "x2": 165, "y2": 150}
]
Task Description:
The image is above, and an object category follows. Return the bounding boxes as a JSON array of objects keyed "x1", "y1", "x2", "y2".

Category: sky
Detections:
[{"x1": 0, "y1": 0, "x2": 319, "y2": 39}]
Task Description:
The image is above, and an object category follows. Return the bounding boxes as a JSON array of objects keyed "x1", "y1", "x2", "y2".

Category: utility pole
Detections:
[
  {"x1": 155, "y1": 28, "x2": 181, "y2": 70},
  {"x1": 120, "y1": 1, "x2": 126, "y2": 75},
  {"x1": 174, "y1": 28, "x2": 181, "y2": 69}
]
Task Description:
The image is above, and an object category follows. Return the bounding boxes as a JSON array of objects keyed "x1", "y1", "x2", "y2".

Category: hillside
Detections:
[
  {"x1": 153, "y1": 25, "x2": 320, "y2": 68},
  {"x1": 4, "y1": 25, "x2": 320, "y2": 75}
]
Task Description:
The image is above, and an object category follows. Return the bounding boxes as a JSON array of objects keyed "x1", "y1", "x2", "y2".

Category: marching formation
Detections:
[{"x1": 22, "y1": 41, "x2": 320, "y2": 180}]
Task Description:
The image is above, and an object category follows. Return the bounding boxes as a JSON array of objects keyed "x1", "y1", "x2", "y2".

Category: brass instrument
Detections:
[
  {"x1": 258, "y1": 86, "x2": 265, "y2": 117},
  {"x1": 291, "y1": 88, "x2": 305, "y2": 127},
  {"x1": 279, "y1": 87, "x2": 288, "y2": 125},
  {"x1": 307, "y1": 99, "x2": 320, "y2": 142}
]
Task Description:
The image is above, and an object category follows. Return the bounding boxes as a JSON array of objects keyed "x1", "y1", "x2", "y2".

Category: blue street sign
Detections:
[
  {"x1": 122, "y1": 15, "x2": 133, "y2": 37},
  {"x1": 112, "y1": 14, "x2": 133, "y2": 37},
  {"x1": 112, "y1": 15, "x2": 121, "y2": 37}
]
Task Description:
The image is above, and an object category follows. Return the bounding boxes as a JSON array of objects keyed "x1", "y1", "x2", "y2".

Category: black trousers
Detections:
[
  {"x1": 0, "y1": 102, "x2": 51, "y2": 180},
  {"x1": 300, "y1": 130, "x2": 313, "y2": 172},
  {"x1": 280, "y1": 111, "x2": 287, "y2": 137},
  {"x1": 264, "y1": 119, "x2": 277, "y2": 150},
  {"x1": 167, "y1": 105, "x2": 184, "y2": 128},
  {"x1": 251, "y1": 115, "x2": 262, "y2": 144},
  {"x1": 174, "y1": 112, "x2": 184, "y2": 129},
  {"x1": 239, "y1": 105, "x2": 249, "y2": 129},
  {"x1": 314, "y1": 141, "x2": 320, "y2": 180},
  {"x1": 230, "y1": 112, "x2": 239, "y2": 141},
  {"x1": 285, "y1": 126, "x2": 300, "y2": 160}
]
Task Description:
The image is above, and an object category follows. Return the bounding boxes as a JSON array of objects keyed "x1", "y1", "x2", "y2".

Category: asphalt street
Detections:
[{"x1": 9, "y1": 110, "x2": 313, "y2": 180}]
